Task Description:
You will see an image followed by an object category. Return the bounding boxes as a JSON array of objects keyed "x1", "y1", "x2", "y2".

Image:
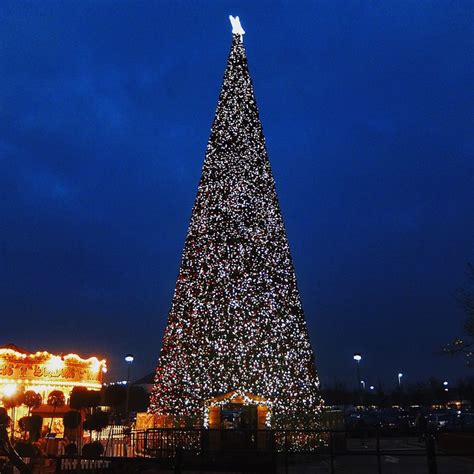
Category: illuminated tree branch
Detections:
[{"x1": 149, "y1": 30, "x2": 322, "y2": 429}]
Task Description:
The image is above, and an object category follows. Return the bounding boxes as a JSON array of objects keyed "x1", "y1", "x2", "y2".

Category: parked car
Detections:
[{"x1": 427, "y1": 412, "x2": 456, "y2": 431}]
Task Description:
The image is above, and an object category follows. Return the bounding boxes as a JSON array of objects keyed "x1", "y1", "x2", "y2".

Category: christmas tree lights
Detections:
[{"x1": 149, "y1": 21, "x2": 323, "y2": 429}]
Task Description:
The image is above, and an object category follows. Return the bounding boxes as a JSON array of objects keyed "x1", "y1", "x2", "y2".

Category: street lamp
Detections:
[
  {"x1": 360, "y1": 380, "x2": 366, "y2": 391},
  {"x1": 398, "y1": 373, "x2": 403, "y2": 390},
  {"x1": 124, "y1": 354, "x2": 134, "y2": 418},
  {"x1": 353, "y1": 353, "x2": 362, "y2": 386},
  {"x1": 353, "y1": 353, "x2": 362, "y2": 404}
]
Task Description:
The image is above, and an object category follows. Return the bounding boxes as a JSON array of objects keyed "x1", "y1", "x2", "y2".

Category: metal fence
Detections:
[
  {"x1": 50, "y1": 427, "x2": 474, "y2": 473},
  {"x1": 4, "y1": 427, "x2": 474, "y2": 473}
]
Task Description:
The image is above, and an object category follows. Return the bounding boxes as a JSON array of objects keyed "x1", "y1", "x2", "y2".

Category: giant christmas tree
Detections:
[{"x1": 149, "y1": 18, "x2": 322, "y2": 429}]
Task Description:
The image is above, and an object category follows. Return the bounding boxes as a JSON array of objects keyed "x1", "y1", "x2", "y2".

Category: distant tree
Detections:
[
  {"x1": 457, "y1": 376, "x2": 474, "y2": 407},
  {"x1": 45, "y1": 390, "x2": 65, "y2": 448},
  {"x1": 444, "y1": 263, "x2": 474, "y2": 366},
  {"x1": 375, "y1": 386, "x2": 390, "y2": 408},
  {"x1": 47, "y1": 390, "x2": 65, "y2": 409},
  {"x1": 2, "y1": 392, "x2": 23, "y2": 411},
  {"x1": 63, "y1": 410, "x2": 81, "y2": 430},
  {"x1": 18, "y1": 416, "x2": 28, "y2": 432},
  {"x1": 83, "y1": 410, "x2": 109, "y2": 441},
  {"x1": 70, "y1": 387, "x2": 100, "y2": 411},
  {"x1": 321, "y1": 382, "x2": 353, "y2": 406},
  {"x1": 23, "y1": 391, "x2": 42, "y2": 415},
  {"x1": 70, "y1": 387, "x2": 88, "y2": 410},
  {"x1": 18, "y1": 415, "x2": 43, "y2": 442},
  {"x1": 408, "y1": 383, "x2": 431, "y2": 406},
  {"x1": 103, "y1": 384, "x2": 127, "y2": 424},
  {"x1": 128, "y1": 386, "x2": 150, "y2": 413},
  {"x1": 87, "y1": 391, "x2": 101, "y2": 408},
  {"x1": 424, "y1": 377, "x2": 451, "y2": 406},
  {"x1": 63, "y1": 410, "x2": 82, "y2": 444},
  {"x1": 103, "y1": 385, "x2": 126, "y2": 411}
]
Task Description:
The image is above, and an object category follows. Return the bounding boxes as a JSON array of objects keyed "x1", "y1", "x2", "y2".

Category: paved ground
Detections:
[
  {"x1": 279, "y1": 437, "x2": 474, "y2": 474},
  {"x1": 280, "y1": 455, "x2": 474, "y2": 474}
]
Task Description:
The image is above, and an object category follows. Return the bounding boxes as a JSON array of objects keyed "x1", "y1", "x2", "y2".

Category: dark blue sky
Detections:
[{"x1": 1, "y1": 1, "x2": 473, "y2": 389}]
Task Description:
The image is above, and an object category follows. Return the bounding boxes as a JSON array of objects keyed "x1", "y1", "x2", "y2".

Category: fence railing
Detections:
[
  {"x1": 66, "y1": 427, "x2": 474, "y2": 473},
  {"x1": 4, "y1": 427, "x2": 474, "y2": 473}
]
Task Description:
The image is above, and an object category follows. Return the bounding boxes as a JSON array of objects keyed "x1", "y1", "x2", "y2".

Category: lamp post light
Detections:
[
  {"x1": 361, "y1": 380, "x2": 366, "y2": 391},
  {"x1": 353, "y1": 353, "x2": 362, "y2": 404},
  {"x1": 398, "y1": 372, "x2": 403, "y2": 391},
  {"x1": 124, "y1": 354, "x2": 134, "y2": 419},
  {"x1": 353, "y1": 353, "x2": 362, "y2": 388}
]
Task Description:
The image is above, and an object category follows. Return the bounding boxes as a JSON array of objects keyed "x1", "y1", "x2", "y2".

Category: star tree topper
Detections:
[{"x1": 229, "y1": 15, "x2": 245, "y2": 38}]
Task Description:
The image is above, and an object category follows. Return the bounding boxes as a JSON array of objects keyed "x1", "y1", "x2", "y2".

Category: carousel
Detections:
[{"x1": 0, "y1": 344, "x2": 106, "y2": 438}]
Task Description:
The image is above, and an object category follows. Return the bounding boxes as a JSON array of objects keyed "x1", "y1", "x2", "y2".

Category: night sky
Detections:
[{"x1": 1, "y1": 1, "x2": 473, "y2": 390}]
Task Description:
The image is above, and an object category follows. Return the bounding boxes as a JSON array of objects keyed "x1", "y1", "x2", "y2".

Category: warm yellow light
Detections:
[
  {"x1": 3, "y1": 383, "x2": 17, "y2": 397},
  {"x1": 0, "y1": 347, "x2": 107, "y2": 394},
  {"x1": 46, "y1": 356, "x2": 64, "y2": 371}
]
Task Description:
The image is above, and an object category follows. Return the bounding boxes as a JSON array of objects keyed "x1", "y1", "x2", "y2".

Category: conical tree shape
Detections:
[{"x1": 150, "y1": 33, "x2": 322, "y2": 429}]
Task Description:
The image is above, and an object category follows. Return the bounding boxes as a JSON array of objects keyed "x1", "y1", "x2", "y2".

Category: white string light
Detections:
[{"x1": 149, "y1": 31, "x2": 322, "y2": 430}]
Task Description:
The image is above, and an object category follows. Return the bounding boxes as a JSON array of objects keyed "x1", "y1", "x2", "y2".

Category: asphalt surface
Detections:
[{"x1": 280, "y1": 437, "x2": 474, "y2": 474}]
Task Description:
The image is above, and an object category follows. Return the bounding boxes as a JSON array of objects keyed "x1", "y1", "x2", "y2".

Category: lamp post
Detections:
[
  {"x1": 353, "y1": 353, "x2": 362, "y2": 388},
  {"x1": 398, "y1": 372, "x2": 403, "y2": 391},
  {"x1": 353, "y1": 353, "x2": 362, "y2": 404},
  {"x1": 124, "y1": 354, "x2": 134, "y2": 419}
]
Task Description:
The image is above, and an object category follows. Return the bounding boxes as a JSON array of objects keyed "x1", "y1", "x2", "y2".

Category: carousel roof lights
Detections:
[
  {"x1": 0, "y1": 347, "x2": 106, "y2": 371},
  {"x1": 0, "y1": 346, "x2": 107, "y2": 395}
]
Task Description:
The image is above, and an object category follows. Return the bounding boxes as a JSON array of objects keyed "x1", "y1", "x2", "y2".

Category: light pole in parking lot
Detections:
[
  {"x1": 353, "y1": 353, "x2": 362, "y2": 387},
  {"x1": 353, "y1": 353, "x2": 362, "y2": 403}
]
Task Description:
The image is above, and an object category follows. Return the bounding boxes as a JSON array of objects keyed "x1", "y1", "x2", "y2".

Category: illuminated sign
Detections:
[{"x1": 0, "y1": 349, "x2": 106, "y2": 387}]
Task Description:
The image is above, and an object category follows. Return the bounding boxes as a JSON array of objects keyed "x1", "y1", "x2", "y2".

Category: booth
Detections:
[{"x1": 205, "y1": 390, "x2": 272, "y2": 450}]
